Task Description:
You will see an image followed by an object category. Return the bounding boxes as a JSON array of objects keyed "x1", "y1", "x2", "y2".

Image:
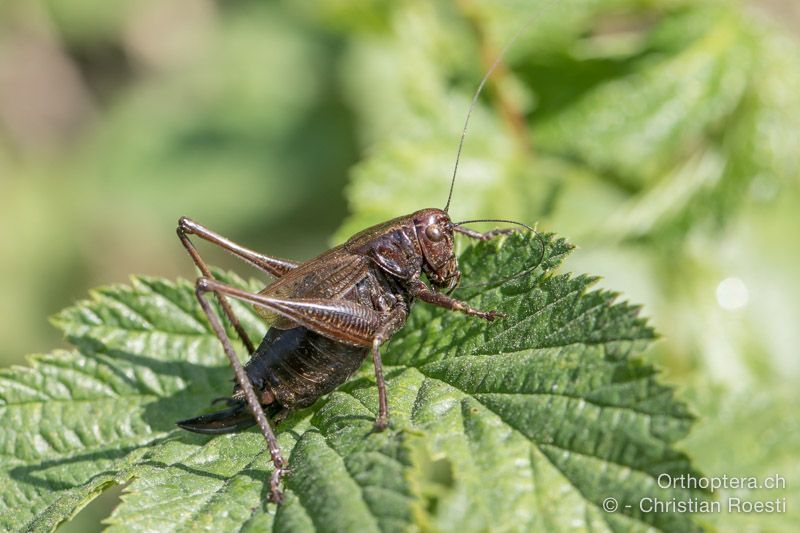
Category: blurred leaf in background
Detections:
[
  {"x1": 1, "y1": 0, "x2": 799, "y2": 531},
  {"x1": 321, "y1": 0, "x2": 800, "y2": 531},
  {"x1": 0, "y1": 0, "x2": 358, "y2": 362}
]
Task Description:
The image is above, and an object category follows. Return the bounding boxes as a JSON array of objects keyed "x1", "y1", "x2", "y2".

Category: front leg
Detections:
[
  {"x1": 453, "y1": 226, "x2": 518, "y2": 241},
  {"x1": 408, "y1": 278, "x2": 505, "y2": 321}
]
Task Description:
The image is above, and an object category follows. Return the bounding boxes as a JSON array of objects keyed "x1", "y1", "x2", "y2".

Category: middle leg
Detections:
[{"x1": 370, "y1": 304, "x2": 408, "y2": 431}]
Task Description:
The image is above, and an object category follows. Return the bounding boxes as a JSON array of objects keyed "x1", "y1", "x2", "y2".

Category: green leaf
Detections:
[
  {"x1": 334, "y1": 0, "x2": 800, "y2": 244},
  {"x1": 1, "y1": 232, "x2": 703, "y2": 531}
]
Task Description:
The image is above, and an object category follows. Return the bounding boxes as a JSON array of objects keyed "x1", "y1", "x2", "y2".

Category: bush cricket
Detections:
[{"x1": 175, "y1": 30, "x2": 539, "y2": 505}]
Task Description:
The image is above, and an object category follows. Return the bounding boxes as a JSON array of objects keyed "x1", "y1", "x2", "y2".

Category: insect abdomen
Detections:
[
  {"x1": 178, "y1": 326, "x2": 368, "y2": 434},
  {"x1": 244, "y1": 326, "x2": 369, "y2": 409}
]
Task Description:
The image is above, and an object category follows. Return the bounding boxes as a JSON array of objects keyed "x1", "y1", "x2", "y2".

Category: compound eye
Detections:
[{"x1": 425, "y1": 224, "x2": 444, "y2": 242}]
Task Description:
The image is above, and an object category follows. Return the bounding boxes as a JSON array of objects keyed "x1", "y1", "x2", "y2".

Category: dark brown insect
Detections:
[{"x1": 175, "y1": 45, "x2": 535, "y2": 504}]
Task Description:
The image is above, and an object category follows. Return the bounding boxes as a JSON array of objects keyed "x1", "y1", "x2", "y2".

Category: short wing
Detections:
[{"x1": 255, "y1": 246, "x2": 371, "y2": 327}]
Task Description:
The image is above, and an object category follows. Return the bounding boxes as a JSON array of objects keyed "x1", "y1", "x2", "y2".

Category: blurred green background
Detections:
[{"x1": 1, "y1": 0, "x2": 798, "y2": 531}]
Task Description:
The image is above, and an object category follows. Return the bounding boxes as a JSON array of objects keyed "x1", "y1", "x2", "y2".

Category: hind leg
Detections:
[
  {"x1": 177, "y1": 216, "x2": 299, "y2": 353},
  {"x1": 188, "y1": 277, "x2": 414, "y2": 432},
  {"x1": 194, "y1": 280, "x2": 289, "y2": 504}
]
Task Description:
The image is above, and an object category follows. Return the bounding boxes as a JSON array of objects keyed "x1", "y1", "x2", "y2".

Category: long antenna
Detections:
[{"x1": 444, "y1": 14, "x2": 543, "y2": 213}]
